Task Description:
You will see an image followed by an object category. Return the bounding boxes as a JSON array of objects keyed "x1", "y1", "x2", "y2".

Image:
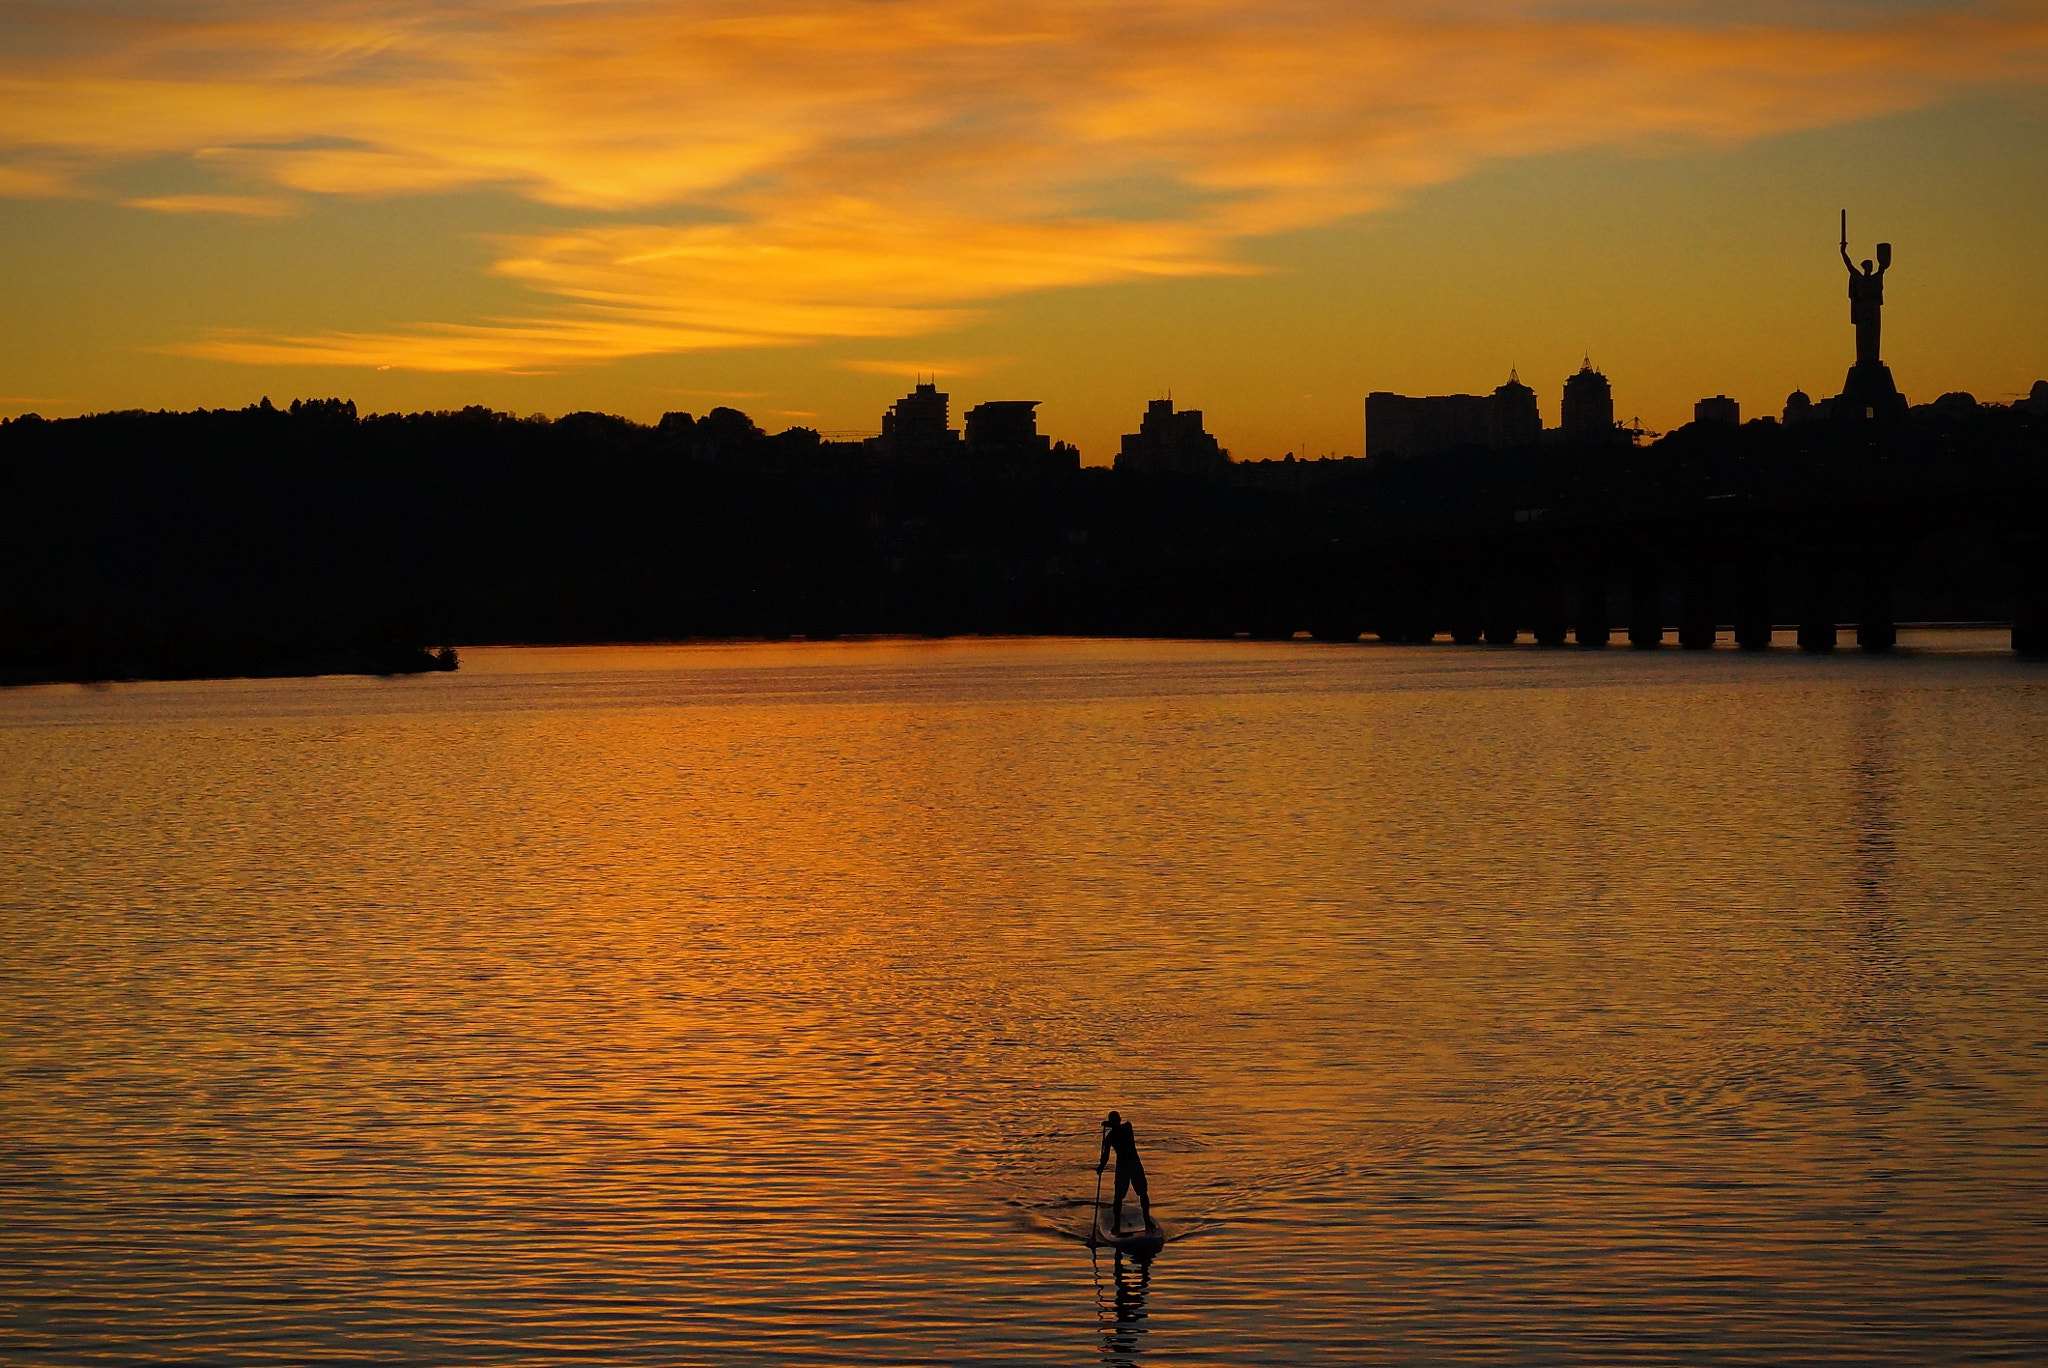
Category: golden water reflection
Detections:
[{"x1": 1, "y1": 635, "x2": 2045, "y2": 1363}]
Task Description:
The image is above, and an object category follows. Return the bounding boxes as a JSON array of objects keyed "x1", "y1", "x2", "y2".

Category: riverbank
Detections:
[{"x1": 1, "y1": 644, "x2": 457, "y2": 687}]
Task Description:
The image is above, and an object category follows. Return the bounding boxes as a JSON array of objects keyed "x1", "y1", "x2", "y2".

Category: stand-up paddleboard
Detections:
[{"x1": 1092, "y1": 1209, "x2": 1166, "y2": 1254}]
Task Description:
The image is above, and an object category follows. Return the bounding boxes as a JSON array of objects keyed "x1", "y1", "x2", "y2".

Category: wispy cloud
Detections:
[
  {"x1": 169, "y1": 317, "x2": 758, "y2": 373},
  {"x1": 838, "y1": 357, "x2": 1010, "y2": 379},
  {"x1": 0, "y1": 159, "x2": 84, "y2": 198},
  {"x1": 6, "y1": 0, "x2": 2045, "y2": 369},
  {"x1": 126, "y1": 192, "x2": 297, "y2": 217}
]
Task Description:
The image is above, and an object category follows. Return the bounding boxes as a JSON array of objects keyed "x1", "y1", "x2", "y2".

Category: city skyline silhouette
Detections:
[{"x1": 2, "y1": 2, "x2": 2043, "y2": 459}]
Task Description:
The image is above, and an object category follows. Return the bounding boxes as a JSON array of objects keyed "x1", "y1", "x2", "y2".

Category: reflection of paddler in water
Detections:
[
  {"x1": 1097, "y1": 1110, "x2": 1159, "y2": 1234},
  {"x1": 1092, "y1": 1244, "x2": 1152, "y2": 1363}
]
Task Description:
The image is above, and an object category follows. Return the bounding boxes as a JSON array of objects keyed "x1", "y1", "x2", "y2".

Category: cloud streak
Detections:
[
  {"x1": 125, "y1": 192, "x2": 297, "y2": 217},
  {"x1": 6, "y1": 0, "x2": 2046, "y2": 369},
  {"x1": 838, "y1": 357, "x2": 1009, "y2": 379}
]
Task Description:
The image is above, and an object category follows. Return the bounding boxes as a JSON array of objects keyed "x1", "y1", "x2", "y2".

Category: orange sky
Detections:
[{"x1": 3, "y1": 0, "x2": 2046, "y2": 458}]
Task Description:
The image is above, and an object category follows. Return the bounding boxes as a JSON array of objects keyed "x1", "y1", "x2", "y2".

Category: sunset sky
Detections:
[{"x1": 3, "y1": 0, "x2": 2045, "y2": 461}]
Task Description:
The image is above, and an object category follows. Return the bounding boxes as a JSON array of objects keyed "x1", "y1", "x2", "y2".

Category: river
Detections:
[{"x1": 4, "y1": 634, "x2": 2045, "y2": 1363}]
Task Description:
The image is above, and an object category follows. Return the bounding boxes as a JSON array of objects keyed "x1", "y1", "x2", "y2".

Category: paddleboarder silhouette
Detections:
[{"x1": 1097, "y1": 1110, "x2": 1158, "y2": 1234}]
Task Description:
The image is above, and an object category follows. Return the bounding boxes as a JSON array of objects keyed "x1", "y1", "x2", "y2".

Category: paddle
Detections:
[{"x1": 1087, "y1": 1162, "x2": 1105, "y2": 1246}]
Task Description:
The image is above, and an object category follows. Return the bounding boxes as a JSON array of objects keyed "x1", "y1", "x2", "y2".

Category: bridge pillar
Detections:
[
  {"x1": 1307, "y1": 577, "x2": 1363, "y2": 642},
  {"x1": 1574, "y1": 568, "x2": 1610, "y2": 648},
  {"x1": 1855, "y1": 553, "x2": 1897, "y2": 653},
  {"x1": 1368, "y1": 571, "x2": 1412, "y2": 642},
  {"x1": 1627, "y1": 562, "x2": 1664, "y2": 648},
  {"x1": 1678, "y1": 560, "x2": 1716, "y2": 649},
  {"x1": 1449, "y1": 568, "x2": 1484, "y2": 645},
  {"x1": 1410, "y1": 572, "x2": 1444, "y2": 643},
  {"x1": 1483, "y1": 564, "x2": 1519, "y2": 644},
  {"x1": 1532, "y1": 571, "x2": 1568, "y2": 646},
  {"x1": 2016, "y1": 543, "x2": 2048, "y2": 656},
  {"x1": 1797, "y1": 556, "x2": 1836, "y2": 653},
  {"x1": 1248, "y1": 604, "x2": 1296, "y2": 640},
  {"x1": 1382, "y1": 571, "x2": 1438, "y2": 643},
  {"x1": 1734, "y1": 554, "x2": 1773, "y2": 650}
]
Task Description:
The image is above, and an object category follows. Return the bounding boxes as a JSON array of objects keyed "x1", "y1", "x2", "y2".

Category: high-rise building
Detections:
[
  {"x1": 1115, "y1": 399, "x2": 1228, "y2": 476},
  {"x1": 1488, "y1": 371, "x2": 1543, "y2": 448},
  {"x1": 876, "y1": 383, "x2": 962, "y2": 462},
  {"x1": 1560, "y1": 361, "x2": 1616, "y2": 443},
  {"x1": 1366, "y1": 372, "x2": 1541, "y2": 460},
  {"x1": 1694, "y1": 395, "x2": 1740, "y2": 426},
  {"x1": 963, "y1": 400, "x2": 1079, "y2": 474},
  {"x1": 1365, "y1": 393, "x2": 1488, "y2": 460}
]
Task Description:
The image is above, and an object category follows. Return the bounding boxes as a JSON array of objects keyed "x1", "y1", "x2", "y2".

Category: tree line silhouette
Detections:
[{"x1": 2, "y1": 393, "x2": 2043, "y2": 683}]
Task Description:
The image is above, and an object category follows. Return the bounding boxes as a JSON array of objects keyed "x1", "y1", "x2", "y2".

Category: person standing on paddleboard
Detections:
[{"x1": 1097, "y1": 1110, "x2": 1158, "y2": 1233}]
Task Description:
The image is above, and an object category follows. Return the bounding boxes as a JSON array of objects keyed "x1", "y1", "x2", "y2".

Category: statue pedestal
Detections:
[{"x1": 1836, "y1": 362, "x2": 1908, "y2": 422}]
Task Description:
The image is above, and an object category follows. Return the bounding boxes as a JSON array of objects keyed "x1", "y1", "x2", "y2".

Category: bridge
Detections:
[{"x1": 1175, "y1": 411, "x2": 2048, "y2": 655}]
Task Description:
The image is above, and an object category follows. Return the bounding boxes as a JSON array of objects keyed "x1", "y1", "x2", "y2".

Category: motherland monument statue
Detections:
[{"x1": 1836, "y1": 210, "x2": 1908, "y2": 421}]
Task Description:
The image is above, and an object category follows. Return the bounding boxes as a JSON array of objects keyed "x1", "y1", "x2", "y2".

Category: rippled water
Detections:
[{"x1": 4, "y1": 634, "x2": 2047, "y2": 1364}]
